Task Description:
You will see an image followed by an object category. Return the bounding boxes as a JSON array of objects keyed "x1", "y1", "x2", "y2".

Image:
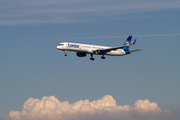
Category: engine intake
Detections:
[{"x1": 76, "y1": 52, "x2": 86, "y2": 57}]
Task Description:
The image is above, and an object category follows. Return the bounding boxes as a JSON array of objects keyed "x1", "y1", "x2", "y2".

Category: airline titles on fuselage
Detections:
[{"x1": 68, "y1": 43, "x2": 79, "y2": 48}]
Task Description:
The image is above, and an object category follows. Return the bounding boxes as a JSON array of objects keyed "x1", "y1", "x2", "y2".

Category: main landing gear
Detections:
[
  {"x1": 101, "y1": 55, "x2": 106, "y2": 59},
  {"x1": 63, "y1": 50, "x2": 67, "y2": 56},
  {"x1": 90, "y1": 54, "x2": 95, "y2": 60},
  {"x1": 90, "y1": 54, "x2": 106, "y2": 60}
]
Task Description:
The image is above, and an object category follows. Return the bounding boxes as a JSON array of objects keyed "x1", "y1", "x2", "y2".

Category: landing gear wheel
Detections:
[
  {"x1": 64, "y1": 50, "x2": 67, "y2": 56},
  {"x1": 101, "y1": 56, "x2": 106, "y2": 59},
  {"x1": 90, "y1": 58, "x2": 95, "y2": 60}
]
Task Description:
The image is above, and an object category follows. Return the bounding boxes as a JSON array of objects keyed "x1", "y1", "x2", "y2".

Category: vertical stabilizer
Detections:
[{"x1": 123, "y1": 36, "x2": 132, "y2": 52}]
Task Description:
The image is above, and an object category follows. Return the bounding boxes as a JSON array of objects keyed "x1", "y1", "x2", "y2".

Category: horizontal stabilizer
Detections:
[{"x1": 129, "y1": 49, "x2": 142, "y2": 52}]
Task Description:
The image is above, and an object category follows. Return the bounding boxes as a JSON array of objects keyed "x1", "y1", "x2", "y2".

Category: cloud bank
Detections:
[
  {"x1": 0, "y1": 95, "x2": 172, "y2": 120},
  {"x1": 1, "y1": 0, "x2": 180, "y2": 25}
]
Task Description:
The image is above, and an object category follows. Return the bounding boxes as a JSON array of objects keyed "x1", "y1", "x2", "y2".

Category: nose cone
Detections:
[{"x1": 57, "y1": 45, "x2": 60, "y2": 49}]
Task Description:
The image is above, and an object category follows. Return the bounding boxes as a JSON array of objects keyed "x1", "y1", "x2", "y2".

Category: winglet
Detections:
[
  {"x1": 133, "y1": 39, "x2": 136, "y2": 44},
  {"x1": 129, "y1": 39, "x2": 136, "y2": 45}
]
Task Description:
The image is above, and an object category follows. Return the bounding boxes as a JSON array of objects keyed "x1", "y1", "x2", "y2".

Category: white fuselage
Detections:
[{"x1": 57, "y1": 42, "x2": 126, "y2": 56}]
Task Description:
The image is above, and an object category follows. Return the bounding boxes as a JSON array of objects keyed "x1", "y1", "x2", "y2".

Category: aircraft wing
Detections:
[
  {"x1": 101, "y1": 45, "x2": 127, "y2": 52},
  {"x1": 100, "y1": 39, "x2": 137, "y2": 52}
]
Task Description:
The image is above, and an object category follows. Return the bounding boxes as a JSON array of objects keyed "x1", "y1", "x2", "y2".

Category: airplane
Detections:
[{"x1": 57, "y1": 35, "x2": 141, "y2": 60}]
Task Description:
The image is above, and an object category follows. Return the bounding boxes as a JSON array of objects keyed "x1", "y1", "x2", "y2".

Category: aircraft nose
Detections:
[{"x1": 57, "y1": 45, "x2": 60, "y2": 49}]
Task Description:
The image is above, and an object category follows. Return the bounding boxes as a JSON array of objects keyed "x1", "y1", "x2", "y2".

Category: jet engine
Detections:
[
  {"x1": 76, "y1": 52, "x2": 86, "y2": 57},
  {"x1": 95, "y1": 50, "x2": 106, "y2": 54}
]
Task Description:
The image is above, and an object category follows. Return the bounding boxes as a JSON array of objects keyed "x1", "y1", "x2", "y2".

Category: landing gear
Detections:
[
  {"x1": 90, "y1": 58, "x2": 95, "y2": 60},
  {"x1": 90, "y1": 54, "x2": 95, "y2": 60},
  {"x1": 63, "y1": 50, "x2": 67, "y2": 56},
  {"x1": 101, "y1": 55, "x2": 106, "y2": 59}
]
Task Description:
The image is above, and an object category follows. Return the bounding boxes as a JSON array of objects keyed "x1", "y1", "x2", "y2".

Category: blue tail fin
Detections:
[{"x1": 123, "y1": 36, "x2": 132, "y2": 52}]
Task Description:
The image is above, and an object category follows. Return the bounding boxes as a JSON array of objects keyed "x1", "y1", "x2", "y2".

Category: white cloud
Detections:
[
  {"x1": 0, "y1": 0, "x2": 180, "y2": 25},
  {"x1": 0, "y1": 95, "x2": 172, "y2": 120}
]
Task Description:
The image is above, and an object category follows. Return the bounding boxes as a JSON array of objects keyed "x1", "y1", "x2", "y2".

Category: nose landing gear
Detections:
[{"x1": 63, "y1": 50, "x2": 67, "y2": 56}]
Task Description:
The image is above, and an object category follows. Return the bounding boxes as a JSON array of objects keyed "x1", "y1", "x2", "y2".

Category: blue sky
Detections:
[{"x1": 0, "y1": 0, "x2": 180, "y2": 120}]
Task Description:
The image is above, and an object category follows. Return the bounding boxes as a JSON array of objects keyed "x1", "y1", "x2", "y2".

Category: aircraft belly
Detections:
[
  {"x1": 105, "y1": 53, "x2": 122, "y2": 56},
  {"x1": 66, "y1": 48, "x2": 93, "y2": 53},
  {"x1": 106, "y1": 50, "x2": 125, "y2": 56}
]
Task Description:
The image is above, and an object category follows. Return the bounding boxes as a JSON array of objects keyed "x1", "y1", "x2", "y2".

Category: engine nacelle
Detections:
[
  {"x1": 95, "y1": 50, "x2": 106, "y2": 55},
  {"x1": 76, "y1": 52, "x2": 86, "y2": 57}
]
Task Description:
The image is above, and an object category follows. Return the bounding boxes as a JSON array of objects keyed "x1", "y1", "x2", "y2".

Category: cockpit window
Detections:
[{"x1": 59, "y1": 44, "x2": 64, "y2": 46}]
